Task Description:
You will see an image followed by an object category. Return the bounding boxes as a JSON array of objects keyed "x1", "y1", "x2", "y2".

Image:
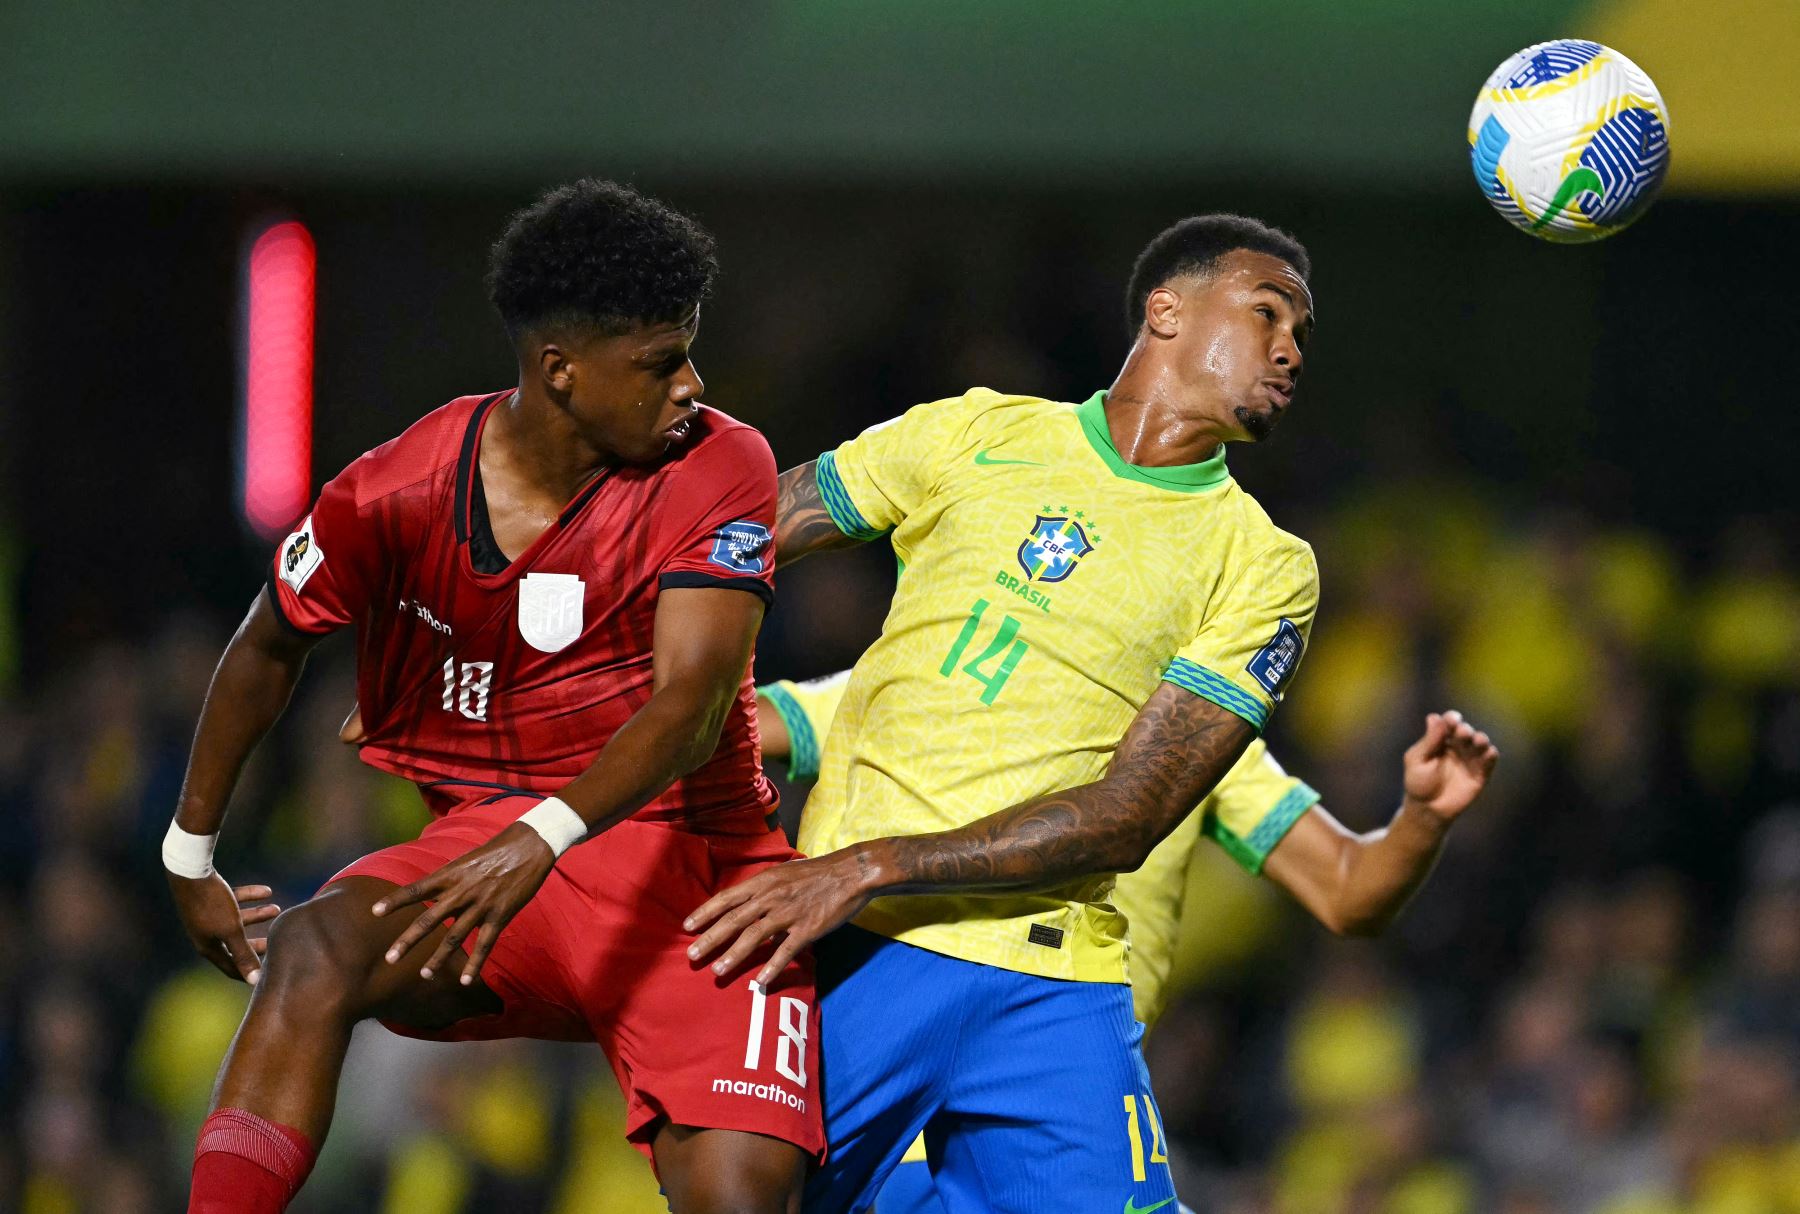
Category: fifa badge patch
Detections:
[
  {"x1": 278, "y1": 516, "x2": 324, "y2": 594},
  {"x1": 1246, "y1": 618, "x2": 1304, "y2": 697},
  {"x1": 709, "y1": 521, "x2": 772, "y2": 575},
  {"x1": 518, "y1": 571, "x2": 585, "y2": 653}
]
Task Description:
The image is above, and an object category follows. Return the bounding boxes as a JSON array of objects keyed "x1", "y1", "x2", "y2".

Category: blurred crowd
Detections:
[{"x1": 0, "y1": 480, "x2": 1795, "y2": 1214}]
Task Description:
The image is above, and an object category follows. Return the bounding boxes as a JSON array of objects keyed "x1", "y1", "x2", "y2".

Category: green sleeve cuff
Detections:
[
  {"x1": 814, "y1": 451, "x2": 887, "y2": 541},
  {"x1": 1163, "y1": 657, "x2": 1271, "y2": 732},
  {"x1": 1204, "y1": 781, "x2": 1320, "y2": 875},
  {"x1": 759, "y1": 682, "x2": 822, "y2": 782}
]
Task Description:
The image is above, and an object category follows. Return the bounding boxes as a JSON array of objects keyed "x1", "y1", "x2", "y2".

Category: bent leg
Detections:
[
  {"x1": 872, "y1": 1142, "x2": 951, "y2": 1214},
  {"x1": 192, "y1": 794, "x2": 592, "y2": 1213},
  {"x1": 931, "y1": 976, "x2": 1176, "y2": 1214},
  {"x1": 211, "y1": 875, "x2": 503, "y2": 1141},
  {"x1": 654, "y1": 1124, "x2": 806, "y2": 1214},
  {"x1": 803, "y1": 929, "x2": 964, "y2": 1213}
]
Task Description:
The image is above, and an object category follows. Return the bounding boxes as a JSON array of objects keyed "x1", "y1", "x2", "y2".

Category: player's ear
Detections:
[
  {"x1": 1144, "y1": 285, "x2": 1182, "y2": 339},
  {"x1": 537, "y1": 344, "x2": 574, "y2": 395}
]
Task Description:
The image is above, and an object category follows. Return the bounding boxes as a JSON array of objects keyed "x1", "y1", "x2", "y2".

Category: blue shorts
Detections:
[
  {"x1": 875, "y1": 1162, "x2": 1198, "y2": 1214},
  {"x1": 808, "y1": 926, "x2": 1177, "y2": 1214},
  {"x1": 875, "y1": 1162, "x2": 945, "y2": 1214}
]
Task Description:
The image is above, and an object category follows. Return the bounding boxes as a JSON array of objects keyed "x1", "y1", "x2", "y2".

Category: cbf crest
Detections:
[
  {"x1": 518, "y1": 571, "x2": 585, "y2": 653},
  {"x1": 1016, "y1": 513, "x2": 1097, "y2": 584}
]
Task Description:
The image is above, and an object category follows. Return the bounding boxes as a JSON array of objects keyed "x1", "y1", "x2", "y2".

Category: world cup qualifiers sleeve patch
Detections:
[
  {"x1": 278, "y1": 515, "x2": 325, "y2": 593},
  {"x1": 708, "y1": 520, "x2": 773, "y2": 575},
  {"x1": 1246, "y1": 618, "x2": 1304, "y2": 697}
]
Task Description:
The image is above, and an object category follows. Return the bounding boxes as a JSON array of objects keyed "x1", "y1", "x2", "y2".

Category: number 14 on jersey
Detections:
[{"x1": 940, "y1": 598, "x2": 1029, "y2": 705}]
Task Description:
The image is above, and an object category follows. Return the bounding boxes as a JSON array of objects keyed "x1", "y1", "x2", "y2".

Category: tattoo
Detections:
[
  {"x1": 878, "y1": 684, "x2": 1254, "y2": 893},
  {"x1": 776, "y1": 462, "x2": 866, "y2": 566}
]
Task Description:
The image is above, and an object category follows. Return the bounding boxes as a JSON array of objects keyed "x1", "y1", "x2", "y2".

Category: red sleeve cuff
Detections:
[{"x1": 658, "y1": 571, "x2": 775, "y2": 610}]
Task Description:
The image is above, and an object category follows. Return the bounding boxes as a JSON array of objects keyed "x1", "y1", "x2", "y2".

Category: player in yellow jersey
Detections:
[
  {"x1": 755, "y1": 673, "x2": 1490, "y2": 1214},
  {"x1": 756, "y1": 670, "x2": 1318, "y2": 1028},
  {"x1": 687, "y1": 215, "x2": 1499, "y2": 1214}
]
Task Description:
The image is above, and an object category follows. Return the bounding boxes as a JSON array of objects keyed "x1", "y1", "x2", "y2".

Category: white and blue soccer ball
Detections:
[{"x1": 1468, "y1": 39, "x2": 1671, "y2": 242}]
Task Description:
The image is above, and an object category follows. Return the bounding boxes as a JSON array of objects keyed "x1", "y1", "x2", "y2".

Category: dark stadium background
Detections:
[{"x1": 1, "y1": 3, "x2": 1796, "y2": 1211}]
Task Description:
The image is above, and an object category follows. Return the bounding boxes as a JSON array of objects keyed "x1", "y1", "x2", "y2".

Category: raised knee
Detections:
[
  {"x1": 668, "y1": 1174, "x2": 801, "y2": 1214},
  {"x1": 261, "y1": 899, "x2": 374, "y2": 1010},
  {"x1": 672, "y1": 1197, "x2": 796, "y2": 1214}
]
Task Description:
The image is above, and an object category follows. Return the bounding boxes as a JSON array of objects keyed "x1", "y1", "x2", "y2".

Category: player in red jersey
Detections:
[{"x1": 164, "y1": 181, "x2": 820, "y2": 1214}]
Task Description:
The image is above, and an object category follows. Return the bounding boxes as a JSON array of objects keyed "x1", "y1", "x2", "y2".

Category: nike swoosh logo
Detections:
[
  {"x1": 1530, "y1": 166, "x2": 1606, "y2": 231},
  {"x1": 974, "y1": 449, "x2": 1045, "y2": 467},
  {"x1": 1123, "y1": 1199, "x2": 1174, "y2": 1214}
]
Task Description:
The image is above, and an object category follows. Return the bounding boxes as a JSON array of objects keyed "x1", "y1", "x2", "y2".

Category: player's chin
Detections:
[
  {"x1": 624, "y1": 426, "x2": 686, "y2": 464},
  {"x1": 1233, "y1": 403, "x2": 1284, "y2": 442},
  {"x1": 641, "y1": 414, "x2": 696, "y2": 460}
]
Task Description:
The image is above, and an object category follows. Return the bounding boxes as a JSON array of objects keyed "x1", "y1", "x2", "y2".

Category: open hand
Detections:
[
  {"x1": 1402, "y1": 710, "x2": 1499, "y2": 821},
  {"x1": 371, "y1": 822, "x2": 555, "y2": 986},
  {"x1": 685, "y1": 847, "x2": 881, "y2": 989},
  {"x1": 168, "y1": 873, "x2": 282, "y2": 985}
]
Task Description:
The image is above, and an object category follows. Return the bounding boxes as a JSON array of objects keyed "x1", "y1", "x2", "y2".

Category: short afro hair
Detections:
[
  {"x1": 488, "y1": 179, "x2": 719, "y2": 340},
  {"x1": 1124, "y1": 214, "x2": 1310, "y2": 335}
]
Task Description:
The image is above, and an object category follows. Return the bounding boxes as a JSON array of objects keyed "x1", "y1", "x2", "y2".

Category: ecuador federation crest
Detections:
[
  {"x1": 1016, "y1": 515, "x2": 1095, "y2": 584},
  {"x1": 518, "y1": 571, "x2": 585, "y2": 653}
]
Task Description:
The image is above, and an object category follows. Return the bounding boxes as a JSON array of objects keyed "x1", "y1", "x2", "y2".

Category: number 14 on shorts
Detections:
[
  {"x1": 1123, "y1": 1092, "x2": 1170, "y2": 1183},
  {"x1": 743, "y1": 982, "x2": 809, "y2": 1087}
]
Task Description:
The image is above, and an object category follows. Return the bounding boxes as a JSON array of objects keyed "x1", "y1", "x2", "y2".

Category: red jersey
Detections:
[{"x1": 266, "y1": 391, "x2": 779, "y2": 831}]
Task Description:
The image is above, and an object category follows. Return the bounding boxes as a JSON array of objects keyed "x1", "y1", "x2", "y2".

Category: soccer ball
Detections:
[{"x1": 1468, "y1": 40, "x2": 1671, "y2": 243}]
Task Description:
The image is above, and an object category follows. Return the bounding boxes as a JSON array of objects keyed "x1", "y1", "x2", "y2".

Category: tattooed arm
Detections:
[
  {"x1": 775, "y1": 461, "x2": 870, "y2": 566},
  {"x1": 863, "y1": 685, "x2": 1249, "y2": 888},
  {"x1": 685, "y1": 683, "x2": 1255, "y2": 986}
]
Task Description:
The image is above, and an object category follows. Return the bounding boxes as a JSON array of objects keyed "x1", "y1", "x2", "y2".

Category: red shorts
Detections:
[{"x1": 329, "y1": 792, "x2": 824, "y2": 1161}]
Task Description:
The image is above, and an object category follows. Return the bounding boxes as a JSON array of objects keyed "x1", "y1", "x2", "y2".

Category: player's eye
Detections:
[{"x1": 1255, "y1": 305, "x2": 1276, "y2": 321}]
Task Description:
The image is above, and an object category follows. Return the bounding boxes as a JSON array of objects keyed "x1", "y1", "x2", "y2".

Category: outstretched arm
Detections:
[
  {"x1": 1264, "y1": 711, "x2": 1497, "y2": 937},
  {"x1": 166, "y1": 591, "x2": 321, "y2": 984},
  {"x1": 775, "y1": 461, "x2": 872, "y2": 566},
  {"x1": 686, "y1": 683, "x2": 1255, "y2": 987},
  {"x1": 374, "y1": 585, "x2": 765, "y2": 984}
]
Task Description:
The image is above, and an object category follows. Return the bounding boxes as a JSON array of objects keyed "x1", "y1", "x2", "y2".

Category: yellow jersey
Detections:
[
  {"x1": 794, "y1": 388, "x2": 1320, "y2": 984},
  {"x1": 762, "y1": 674, "x2": 1319, "y2": 1024}
]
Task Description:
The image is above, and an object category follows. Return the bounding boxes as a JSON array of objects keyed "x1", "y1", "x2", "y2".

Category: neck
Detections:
[
  {"x1": 1104, "y1": 343, "x2": 1231, "y2": 467},
  {"x1": 486, "y1": 385, "x2": 611, "y2": 505}
]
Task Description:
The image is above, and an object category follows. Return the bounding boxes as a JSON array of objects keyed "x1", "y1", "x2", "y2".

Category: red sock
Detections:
[{"x1": 189, "y1": 1107, "x2": 317, "y2": 1214}]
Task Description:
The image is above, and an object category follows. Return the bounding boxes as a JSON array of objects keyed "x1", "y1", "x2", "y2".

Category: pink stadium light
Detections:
[{"x1": 239, "y1": 219, "x2": 315, "y2": 539}]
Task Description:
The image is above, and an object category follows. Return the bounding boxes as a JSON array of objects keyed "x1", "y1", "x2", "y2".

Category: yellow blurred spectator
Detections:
[
  {"x1": 1287, "y1": 607, "x2": 1412, "y2": 759},
  {"x1": 1690, "y1": 1140, "x2": 1800, "y2": 1214},
  {"x1": 552, "y1": 1079, "x2": 669, "y2": 1213},
  {"x1": 20, "y1": 1174, "x2": 79, "y2": 1214},
  {"x1": 1690, "y1": 534, "x2": 1800, "y2": 690},
  {"x1": 1448, "y1": 535, "x2": 1600, "y2": 742},
  {"x1": 1586, "y1": 530, "x2": 1683, "y2": 657},
  {"x1": 457, "y1": 1053, "x2": 553, "y2": 1178},
  {"x1": 130, "y1": 966, "x2": 252, "y2": 1135},
  {"x1": 1285, "y1": 957, "x2": 1420, "y2": 1115},
  {"x1": 380, "y1": 1134, "x2": 470, "y2": 1214}
]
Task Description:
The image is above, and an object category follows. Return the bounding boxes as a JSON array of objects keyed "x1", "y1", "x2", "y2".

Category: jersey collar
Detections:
[{"x1": 1075, "y1": 391, "x2": 1231, "y2": 492}]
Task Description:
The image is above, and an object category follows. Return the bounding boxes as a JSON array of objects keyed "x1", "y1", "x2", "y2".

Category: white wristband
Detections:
[
  {"x1": 518, "y1": 796, "x2": 588, "y2": 857},
  {"x1": 162, "y1": 820, "x2": 219, "y2": 879}
]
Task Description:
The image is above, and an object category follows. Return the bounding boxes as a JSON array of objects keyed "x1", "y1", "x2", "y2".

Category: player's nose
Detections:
[
  {"x1": 1271, "y1": 333, "x2": 1302, "y2": 380},
  {"x1": 673, "y1": 362, "x2": 704, "y2": 403}
]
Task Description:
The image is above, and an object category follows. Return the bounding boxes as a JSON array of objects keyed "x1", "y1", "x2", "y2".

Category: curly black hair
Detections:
[
  {"x1": 487, "y1": 179, "x2": 719, "y2": 340},
  {"x1": 1124, "y1": 214, "x2": 1310, "y2": 336}
]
